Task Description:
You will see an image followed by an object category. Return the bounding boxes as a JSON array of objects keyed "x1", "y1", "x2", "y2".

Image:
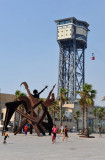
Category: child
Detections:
[
  {"x1": 63, "y1": 125, "x2": 68, "y2": 142},
  {"x1": 24, "y1": 125, "x2": 28, "y2": 136},
  {"x1": 3, "y1": 130, "x2": 9, "y2": 144}
]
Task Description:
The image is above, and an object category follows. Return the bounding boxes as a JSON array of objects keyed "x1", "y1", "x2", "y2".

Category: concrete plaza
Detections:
[{"x1": 0, "y1": 132, "x2": 105, "y2": 160}]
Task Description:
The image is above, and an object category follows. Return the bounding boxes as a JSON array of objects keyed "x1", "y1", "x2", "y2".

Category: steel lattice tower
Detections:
[{"x1": 55, "y1": 17, "x2": 89, "y2": 101}]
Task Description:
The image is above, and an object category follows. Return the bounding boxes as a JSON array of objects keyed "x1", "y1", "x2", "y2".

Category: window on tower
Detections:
[
  {"x1": 59, "y1": 20, "x2": 73, "y2": 25},
  {"x1": 77, "y1": 22, "x2": 87, "y2": 29}
]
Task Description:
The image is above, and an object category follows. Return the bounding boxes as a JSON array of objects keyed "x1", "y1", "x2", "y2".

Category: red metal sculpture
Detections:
[{"x1": 3, "y1": 82, "x2": 56, "y2": 136}]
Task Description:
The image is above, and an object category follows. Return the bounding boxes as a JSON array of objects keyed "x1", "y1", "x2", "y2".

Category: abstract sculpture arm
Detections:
[
  {"x1": 46, "y1": 84, "x2": 56, "y2": 102},
  {"x1": 21, "y1": 82, "x2": 39, "y2": 106},
  {"x1": 44, "y1": 84, "x2": 56, "y2": 107},
  {"x1": 38, "y1": 85, "x2": 48, "y2": 95}
]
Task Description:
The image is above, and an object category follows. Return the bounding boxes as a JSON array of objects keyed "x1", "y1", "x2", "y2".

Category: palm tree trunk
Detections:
[
  {"x1": 85, "y1": 107, "x2": 89, "y2": 136},
  {"x1": 81, "y1": 108, "x2": 84, "y2": 134},
  {"x1": 95, "y1": 117, "x2": 96, "y2": 132},
  {"x1": 77, "y1": 120, "x2": 78, "y2": 132},
  {"x1": 53, "y1": 111, "x2": 55, "y2": 124},
  {"x1": 60, "y1": 101, "x2": 62, "y2": 126},
  {"x1": 51, "y1": 112, "x2": 53, "y2": 120},
  {"x1": 101, "y1": 119, "x2": 102, "y2": 130}
]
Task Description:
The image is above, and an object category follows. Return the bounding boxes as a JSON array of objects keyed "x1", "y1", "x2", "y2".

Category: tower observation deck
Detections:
[{"x1": 55, "y1": 17, "x2": 89, "y2": 101}]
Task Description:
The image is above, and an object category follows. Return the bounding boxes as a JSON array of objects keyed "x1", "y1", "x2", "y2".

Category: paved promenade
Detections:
[{"x1": 0, "y1": 133, "x2": 105, "y2": 160}]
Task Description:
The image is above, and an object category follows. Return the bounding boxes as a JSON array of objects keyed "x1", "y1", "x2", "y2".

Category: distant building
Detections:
[{"x1": 0, "y1": 93, "x2": 20, "y2": 130}]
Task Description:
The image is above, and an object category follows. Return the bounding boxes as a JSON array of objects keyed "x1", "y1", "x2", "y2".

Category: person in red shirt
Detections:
[
  {"x1": 52, "y1": 124, "x2": 57, "y2": 143},
  {"x1": 24, "y1": 125, "x2": 28, "y2": 136}
]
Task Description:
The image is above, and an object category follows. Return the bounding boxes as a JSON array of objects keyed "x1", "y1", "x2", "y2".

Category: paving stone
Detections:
[{"x1": 0, "y1": 133, "x2": 105, "y2": 160}]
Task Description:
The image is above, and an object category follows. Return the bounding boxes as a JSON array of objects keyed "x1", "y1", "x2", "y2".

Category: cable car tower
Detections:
[{"x1": 55, "y1": 17, "x2": 89, "y2": 101}]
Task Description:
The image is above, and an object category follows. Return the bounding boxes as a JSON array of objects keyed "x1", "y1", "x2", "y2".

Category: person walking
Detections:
[
  {"x1": 51, "y1": 132, "x2": 54, "y2": 144},
  {"x1": 58, "y1": 124, "x2": 64, "y2": 139},
  {"x1": 63, "y1": 125, "x2": 68, "y2": 142},
  {"x1": 3, "y1": 130, "x2": 9, "y2": 144},
  {"x1": 24, "y1": 125, "x2": 28, "y2": 136},
  {"x1": 52, "y1": 124, "x2": 57, "y2": 143},
  {"x1": 98, "y1": 125, "x2": 102, "y2": 137}
]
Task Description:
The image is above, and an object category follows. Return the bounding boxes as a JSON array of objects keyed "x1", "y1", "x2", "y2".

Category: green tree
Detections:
[
  {"x1": 97, "y1": 107, "x2": 104, "y2": 128},
  {"x1": 77, "y1": 83, "x2": 96, "y2": 136},
  {"x1": 73, "y1": 111, "x2": 81, "y2": 132},
  {"x1": 59, "y1": 88, "x2": 67, "y2": 126}
]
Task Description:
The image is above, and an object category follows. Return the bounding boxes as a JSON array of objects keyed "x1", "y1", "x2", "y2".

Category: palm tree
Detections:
[
  {"x1": 35, "y1": 98, "x2": 44, "y2": 116},
  {"x1": 59, "y1": 88, "x2": 67, "y2": 126},
  {"x1": 78, "y1": 98, "x2": 85, "y2": 134},
  {"x1": 93, "y1": 108, "x2": 97, "y2": 131},
  {"x1": 15, "y1": 90, "x2": 27, "y2": 128},
  {"x1": 49, "y1": 100, "x2": 59, "y2": 124},
  {"x1": 15, "y1": 90, "x2": 27, "y2": 112},
  {"x1": 57, "y1": 109, "x2": 66, "y2": 121},
  {"x1": 77, "y1": 83, "x2": 96, "y2": 136},
  {"x1": 15, "y1": 90, "x2": 27, "y2": 99},
  {"x1": 97, "y1": 107, "x2": 104, "y2": 129},
  {"x1": 84, "y1": 84, "x2": 96, "y2": 136},
  {"x1": 73, "y1": 111, "x2": 81, "y2": 132}
]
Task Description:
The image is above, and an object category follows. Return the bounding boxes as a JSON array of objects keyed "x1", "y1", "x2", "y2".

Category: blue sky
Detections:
[{"x1": 0, "y1": 0, "x2": 105, "y2": 106}]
